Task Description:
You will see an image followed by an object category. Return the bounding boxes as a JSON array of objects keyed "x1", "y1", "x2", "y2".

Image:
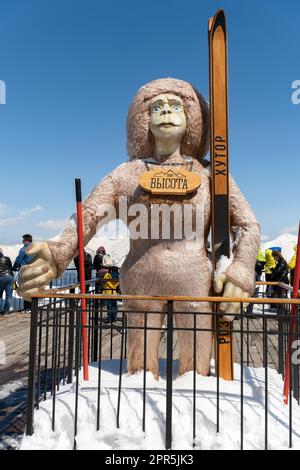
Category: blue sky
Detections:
[{"x1": 0, "y1": 0, "x2": 299, "y2": 244}]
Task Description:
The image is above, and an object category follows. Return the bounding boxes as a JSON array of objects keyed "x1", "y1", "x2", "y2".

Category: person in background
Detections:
[
  {"x1": 270, "y1": 250, "x2": 289, "y2": 300},
  {"x1": 74, "y1": 250, "x2": 92, "y2": 293},
  {"x1": 93, "y1": 246, "x2": 109, "y2": 294},
  {"x1": 289, "y1": 245, "x2": 297, "y2": 287},
  {"x1": 265, "y1": 248, "x2": 276, "y2": 300},
  {"x1": 255, "y1": 249, "x2": 266, "y2": 281},
  {"x1": 246, "y1": 249, "x2": 266, "y2": 316},
  {"x1": 265, "y1": 248, "x2": 276, "y2": 282},
  {"x1": 0, "y1": 248, "x2": 14, "y2": 316},
  {"x1": 269, "y1": 246, "x2": 282, "y2": 253},
  {"x1": 13, "y1": 234, "x2": 33, "y2": 311},
  {"x1": 103, "y1": 265, "x2": 120, "y2": 322}
]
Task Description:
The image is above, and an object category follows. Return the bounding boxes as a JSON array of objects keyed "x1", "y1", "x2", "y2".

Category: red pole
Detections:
[
  {"x1": 75, "y1": 178, "x2": 89, "y2": 381},
  {"x1": 283, "y1": 222, "x2": 300, "y2": 404}
]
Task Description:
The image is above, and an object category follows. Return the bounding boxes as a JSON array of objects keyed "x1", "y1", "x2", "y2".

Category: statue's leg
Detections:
[
  {"x1": 123, "y1": 300, "x2": 165, "y2": 379},
  {"x1": 174, "y1": 301, "x2": 213, "y2": 376}
]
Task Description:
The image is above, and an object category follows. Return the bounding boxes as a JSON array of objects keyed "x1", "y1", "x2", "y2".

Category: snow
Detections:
[
  {"x1": 0, "y1": 380, "x2": 25, "y2": 400},
  {"x1": 0, "y1": 231, "x2": 296, "y2": 269},
  {"x1": 0, "y1": 225, "x2": 130, "y2": 268},
  {"x1": 214, "y1": 254, "x2": 233, "y2": 281},
  {"x1": 264, "y1": 233, "x2": 297, "y2": 264},
  {"x1": 0, "y1": 434, "x2": 22, "y2": 451},
  {"x1": 20, "y1": 360, "x2": 300, "y2": 451},
  {"x1": 210, "y1": 232, "x2": 298, "y2": 282},
  {"x1": 85, "y1": 235, "x2": 129, "y2": 267},
  {"x1": 0, "y1": 244, "x2": 23, "y2": 264}
]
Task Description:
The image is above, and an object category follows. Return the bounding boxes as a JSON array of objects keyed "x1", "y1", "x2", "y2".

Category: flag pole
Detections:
[
  {"x1": 75, "y1": 178, "x2": 89, "y2": 381},
  {"x1": 283, "y1": 222, "x2": 300, "y2": 403}
]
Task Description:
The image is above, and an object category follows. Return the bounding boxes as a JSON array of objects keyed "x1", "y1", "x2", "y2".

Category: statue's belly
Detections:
[{"x1": 120, "y1": 244, "x2": 212, "y2": 297}]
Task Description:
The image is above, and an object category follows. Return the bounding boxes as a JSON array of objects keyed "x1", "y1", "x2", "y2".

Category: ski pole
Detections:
[
  {"x1": 283, "y1": 222, "x2": 300, "y2": 404},
  {"x1": 75, "y1": 178, "x2": 89, "y2": 381}
]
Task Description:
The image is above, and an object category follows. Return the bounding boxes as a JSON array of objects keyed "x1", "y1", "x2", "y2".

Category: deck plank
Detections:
[{"x1": 1, "y1": 312, "x2": 284, "y2": 390}]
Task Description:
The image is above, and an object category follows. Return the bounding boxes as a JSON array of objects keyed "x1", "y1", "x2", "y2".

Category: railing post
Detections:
[
  {"x1": 93, "y1": 280, "x2": 100, "y2": 362},
  {"x1": 165, "y1": 300, "x2": 174, "y2": 450},
  {"x1": 67, "y1": 288, "x2": 75, "y2": 384},
  {"x1": 26, "y1": 297, "x2": 38, "y2": 436},
  {"x1": 293, "y1": 306, "x2": 300, "y2": 401},
  {"x1": 278, "y1": 304, "x2": 284, "y2": 377}
]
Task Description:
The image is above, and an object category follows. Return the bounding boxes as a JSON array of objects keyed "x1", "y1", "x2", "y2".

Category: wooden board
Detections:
[
  {"x1": 139, "y1": 167, "x2": 201, "y2": 196},
  {"x1": 209, "y1": 10, "x2": 234, "y2": 381}
]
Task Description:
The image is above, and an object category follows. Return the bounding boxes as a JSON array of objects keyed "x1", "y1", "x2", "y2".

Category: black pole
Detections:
[
  {"x1": 263, "y1": 315, "x2": 268, "y2": 450},
  {"x1": 117, "y1": 314, "x2": 125, "y2": 428},
  {"x1": 278, "y1": 305, "x2": 284, "y2": 377},
  {"x1": 26, "y1": 297, "x2": 38, "y2": 436},
  {"x1": 143, "y1": 312, "x2": 148, "y2": 433},
  {"x1": 75, "y1": 178, "x2": 82, "y2": 202},
  {"x1": 93, "y1": 280, "x2": 100, "y2": 362},
  {"x1": 165, "y1": 300, "x2": 174, "y2": 450}
]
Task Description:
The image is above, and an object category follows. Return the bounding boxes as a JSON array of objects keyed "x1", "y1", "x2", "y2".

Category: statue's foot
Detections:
[
  {"x1": 127, "y1": 366, "x2": 159, "y2": 381},
  {"x1": 179, "y1": 359, "x2": 210, "y2": 377}
]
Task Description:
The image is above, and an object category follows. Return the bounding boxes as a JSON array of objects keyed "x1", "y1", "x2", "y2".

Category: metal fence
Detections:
[
  {"x1": 24, "y1": 280, "x2": 300, "y2": 450},
  {"x1": 12, "y1": 268, "x2": 80, "y2": 311}
]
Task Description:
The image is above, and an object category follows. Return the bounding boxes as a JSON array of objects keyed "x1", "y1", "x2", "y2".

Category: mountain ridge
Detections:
[{"x1": 0, "y1": 232, "x2": 297, "y2": 267}]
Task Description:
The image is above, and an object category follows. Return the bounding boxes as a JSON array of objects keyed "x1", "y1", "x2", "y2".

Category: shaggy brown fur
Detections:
[
  {"x1": 48, "y1": 78, "x2": 260, "y2": 378},
  {"x1": 127, "y1": 78, "x2": 209, "y2": 160}
]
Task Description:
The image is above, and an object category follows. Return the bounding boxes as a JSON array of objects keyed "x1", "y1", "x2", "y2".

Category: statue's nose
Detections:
[{"x1": 161, "y1": 105, "x2": 171, "y2": 114}]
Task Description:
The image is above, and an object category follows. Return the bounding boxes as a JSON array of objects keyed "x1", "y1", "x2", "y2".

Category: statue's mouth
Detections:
[{"x1": 158, "y1": 122, "x2": 177, "y2": 127}]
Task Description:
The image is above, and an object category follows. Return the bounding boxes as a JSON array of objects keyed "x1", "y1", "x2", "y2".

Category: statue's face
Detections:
[{"x1": 149, "y1": 94, "x2": 187, "y2": 142}]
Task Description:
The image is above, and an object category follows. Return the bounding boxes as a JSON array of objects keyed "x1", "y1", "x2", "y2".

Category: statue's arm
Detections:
[
  {"x1": 18, "y1": 164, "x2": 126, "y2": 299},
  {"x1": 215, "y1": 175, "x2": 260, "y2": 317},
  {"x1": 48, "y1": 172, "x2": 118, "y2": 277},
  {"x1": 225, "y1": 175, "x2": 260, "y2": 294}
]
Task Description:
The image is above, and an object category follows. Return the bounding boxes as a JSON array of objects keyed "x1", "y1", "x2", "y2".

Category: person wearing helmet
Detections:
[
  {"x1": 270, "y1": 250, "x2": 289, "y2": 305},
  {"x1": 265, "y1": 248, "x2": 276, "y2": 302},
  {"x1": 93, "y1": 246, "x2": 110, "y2": 296},
  {"x1": 103, "y1": 262, "x2": 120, "y2": 323},
  {"x1": 289, "y1": 245, "x2": 297, "y2": 287},
  {"x1": 246, "y1": 249, "x2": 266, "y2": 316}
]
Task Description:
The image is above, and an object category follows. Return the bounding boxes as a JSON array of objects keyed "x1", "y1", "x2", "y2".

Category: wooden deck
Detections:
[
  {"x1": 0, "y1": 312, "x2": 32, "y2": 389},
  {"x1": 0, "y1": 312, "x2": 283, "y2": 389}
]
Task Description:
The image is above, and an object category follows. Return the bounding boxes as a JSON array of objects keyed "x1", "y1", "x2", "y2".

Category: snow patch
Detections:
[
  {"x1": 214, "y1": 254, "x2": 233, "y2": 281},
  {"x1": 20, "y1": 360, "x2": 300, "y2": 451},
  {"x1": 264, "y1": 233, "x2": 297, "y2": 263},
  {"x1": 0, "y1": 380, "x2": 25, "y2": 400}
]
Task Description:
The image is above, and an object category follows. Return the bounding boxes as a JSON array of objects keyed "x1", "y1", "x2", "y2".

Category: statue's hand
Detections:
[
  {"x1": 214, "y1": 273, "x2": 249, "y2": 321},
  {"x1": 17, "y1": 242, "x2": 57, "y2": 301}
]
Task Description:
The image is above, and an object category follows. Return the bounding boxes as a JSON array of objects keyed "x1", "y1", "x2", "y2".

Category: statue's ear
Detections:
[
  {"x1": 198, "y1": 99, "x2": 210, "y2": 158},
  {"x1": 148, "y1": 130, "x2": 155, "y2": 157}
]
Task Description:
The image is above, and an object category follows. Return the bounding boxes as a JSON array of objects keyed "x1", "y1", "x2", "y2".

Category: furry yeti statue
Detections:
[{"x1": 18, "y1": 78, "x2": 260, "y2": 378}]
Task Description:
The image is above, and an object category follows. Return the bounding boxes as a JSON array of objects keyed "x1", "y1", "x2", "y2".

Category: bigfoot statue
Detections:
[{"x1": 18, "y1": 78, "x2": 260, "y2": 378}]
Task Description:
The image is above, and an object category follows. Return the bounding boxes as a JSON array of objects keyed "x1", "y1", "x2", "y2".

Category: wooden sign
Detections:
[{"x1": 139, "y1": 167, "x2": 201, "y2": 196}]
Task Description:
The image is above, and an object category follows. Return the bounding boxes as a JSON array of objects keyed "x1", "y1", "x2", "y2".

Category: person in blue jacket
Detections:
[
  {"x1": 13, "y1": 234, "x2": 34, "y2": 271},
  {"x1": 13, "y1": 234, "x2": 34, "y2": 311}
]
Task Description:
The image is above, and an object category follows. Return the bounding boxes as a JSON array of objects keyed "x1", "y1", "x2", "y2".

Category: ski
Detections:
[{"x1": 209, "y1": 10, "x2": 234, "y2": 381}]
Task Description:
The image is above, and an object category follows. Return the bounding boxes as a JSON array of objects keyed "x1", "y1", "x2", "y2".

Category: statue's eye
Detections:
[
  {"x1": 172, "y1": 105, "x2": 182, "y2": 111},
  {"x1": 152, "y1": 105, "x2": 161, "y2": 113}
]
